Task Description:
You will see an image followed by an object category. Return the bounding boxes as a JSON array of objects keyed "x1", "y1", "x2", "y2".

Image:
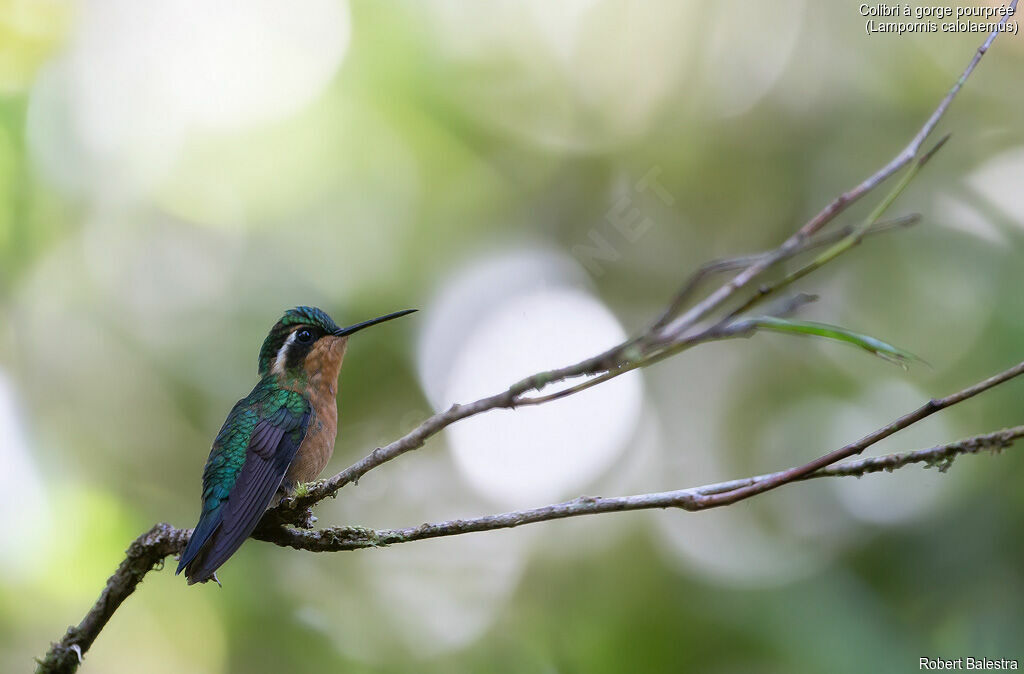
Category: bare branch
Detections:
[
  {"x1": 693, "y1": 359, "x2": 1024, "y2": 508},
  {"x1": 656, "y1": 1, "x2": 1017, "y2": 340},
  {"x1": 648, "y1": 213, "x2": 920, "y2": 333},
  {"x1": 36, "y1": 525, "x2": 190, "y2": 674},
  {"x1": 266, "y1": 424, "x2": 1024, "y2": 552},
  {"x1": 723, "y1": 135, "x2": 946, "y2": 322}
]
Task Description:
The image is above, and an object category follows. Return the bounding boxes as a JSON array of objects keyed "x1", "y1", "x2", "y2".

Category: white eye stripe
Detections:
[{"x1": 272, "y1": 330, "x2": 299, "y2": 375}]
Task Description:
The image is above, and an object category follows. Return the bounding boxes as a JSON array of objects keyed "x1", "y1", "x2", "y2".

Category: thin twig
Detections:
[
  {"x1": 36, "y1": 525, "x2": 190, "y2": 674},
  {"x1": 266, "y1": 424, "x2": 1024, "y2": 552},
  {"x1": 656, "y1": 2, "x2": 1017, "y2": 340},
  {"x1": 724, "y1": 136, "x2": 947, "y2": 322},
  {"x1": 649, "y1": 213, "x2": 920, "y2": 332},
  {"x1": 693, "y1": 359, "x2": 1024, "y2": 508}
]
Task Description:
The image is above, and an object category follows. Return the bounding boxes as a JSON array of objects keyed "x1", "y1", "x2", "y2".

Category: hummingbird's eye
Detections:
[{"x1": 295, "y1": 329, "x2": 314, "y2": 344}]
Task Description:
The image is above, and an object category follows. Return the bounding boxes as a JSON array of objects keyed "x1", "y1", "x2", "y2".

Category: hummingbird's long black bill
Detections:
[{"x1": 334, "y1": 309, "x2": 417, "y2": 337}]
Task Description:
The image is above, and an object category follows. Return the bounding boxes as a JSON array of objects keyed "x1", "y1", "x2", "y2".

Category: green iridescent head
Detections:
[
  {"x1": 258, "y1": 307, "x2": 338, "y2": 376},
  {"x1": 257, "y1": 306, "x2": 417, "y2": 377}
]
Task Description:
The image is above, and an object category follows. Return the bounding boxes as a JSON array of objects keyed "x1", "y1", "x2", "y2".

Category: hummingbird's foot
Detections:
[{"x1": 211, "y1": 571, "x2": 222, "y2": 588}]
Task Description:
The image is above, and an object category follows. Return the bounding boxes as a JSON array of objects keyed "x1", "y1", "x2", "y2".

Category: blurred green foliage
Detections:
[{"x1": 2, "y1": 1, "x2": 1024, "y2": 672}]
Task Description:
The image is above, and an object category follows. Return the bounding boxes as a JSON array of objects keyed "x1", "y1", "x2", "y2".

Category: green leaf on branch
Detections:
[{"x1": 740, "y1": 316, "x2": 921, "y2": 367}]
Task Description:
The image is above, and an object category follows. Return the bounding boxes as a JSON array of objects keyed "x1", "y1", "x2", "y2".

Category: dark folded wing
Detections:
[{"x1": 183, "y1": 399, "x2": 309, "y2": 584}]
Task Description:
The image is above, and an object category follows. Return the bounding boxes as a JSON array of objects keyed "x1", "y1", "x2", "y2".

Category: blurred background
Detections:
[{"x1": 2, "y1": 1, "x2": 1024, "y2": 672}]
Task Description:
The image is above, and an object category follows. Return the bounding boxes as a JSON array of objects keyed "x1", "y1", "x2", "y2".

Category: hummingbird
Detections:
[{"x1": 176, "y1": 305, "x2": 416, "y2": 585}]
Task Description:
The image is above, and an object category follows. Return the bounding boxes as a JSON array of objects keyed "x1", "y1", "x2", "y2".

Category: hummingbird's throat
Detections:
[{"x1": 277, "y1": 334, "x2": 347, "y2": 397}]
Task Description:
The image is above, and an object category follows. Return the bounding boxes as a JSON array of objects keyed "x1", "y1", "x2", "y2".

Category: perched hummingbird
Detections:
[{"x1": 176, "y1": 306, "x2": 416, "y2": 584}]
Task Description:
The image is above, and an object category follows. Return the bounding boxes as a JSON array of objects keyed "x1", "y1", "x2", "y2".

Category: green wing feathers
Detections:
[{"x1": 177, "y1": 381, "x2": 310, "y2": 583}]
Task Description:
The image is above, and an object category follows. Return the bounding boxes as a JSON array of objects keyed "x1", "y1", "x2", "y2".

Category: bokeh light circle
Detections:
[{"x1": 418, "y1": 250, "x2": 644, "y2": 509}]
